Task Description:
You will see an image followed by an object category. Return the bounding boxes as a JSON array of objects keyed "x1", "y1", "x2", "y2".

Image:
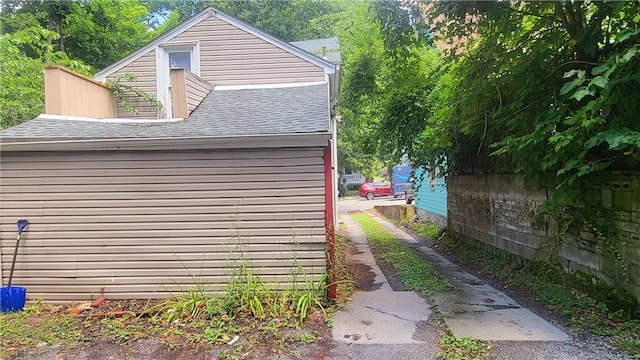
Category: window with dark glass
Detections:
[{"x1": 169, "y1": 51, "x2": 191, "y2": 71}]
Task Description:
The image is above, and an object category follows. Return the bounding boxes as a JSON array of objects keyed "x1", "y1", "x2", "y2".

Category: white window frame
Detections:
[{"x1": 156, "y1": 41, "x2": 200, "y2": 118}]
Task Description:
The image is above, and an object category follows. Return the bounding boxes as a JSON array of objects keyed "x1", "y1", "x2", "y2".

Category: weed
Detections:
[
  {"x1": 332, "y1": 231, "x2": 356, "y2": 302},
  {"x1": 99, "y1": 317, "x2": 146, "y2": 344},
  {"x1": 226, "y1": 264, "x2": 273, "y2": 319},
  {"x1": 0, "y1": 303, "x2": 85, "y2": 355},
  {"x1": 218, "y1": 344, "x2": 246, "y2": 360},
  {"x1": 437, "y1": 336, "x2": 492, "y2": 360},
  {"x1": 291, "y1": 268, "x2": 328, "y2": 322},
  {"x1": 429, "y1": 229, "x2": 640, "y2": 358},
  {"x1": 351, "y1": 212, "x2": 454, "y2": 296},
  {"x1": 144, "y1": 281, "x2": 211, "y2": 323},
  {"x1": 410, "y1": 221, "x2": 441, "y2": 239},
  {"x1": 296, "y1": 331, "x2": 318, "y2": 344}
]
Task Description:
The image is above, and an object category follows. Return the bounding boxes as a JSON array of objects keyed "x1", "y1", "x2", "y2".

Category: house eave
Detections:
[{"x1": 0, "y1": 133, "x2": 332, "y2": 152}]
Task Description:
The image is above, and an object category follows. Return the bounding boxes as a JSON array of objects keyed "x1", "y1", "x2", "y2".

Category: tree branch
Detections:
[
  {"x1": 555, "y1": 2, "x2": 576, "y2": 37},
  {"x1": 496, "y1": 2, "x2": 555, "y2": 20},
  {"x1": 551, "y1": 60, "x2": 602, "y2": 73}
]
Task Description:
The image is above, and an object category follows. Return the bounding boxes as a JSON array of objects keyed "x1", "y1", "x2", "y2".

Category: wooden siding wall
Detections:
[
  {"x1": 45, "y1": 66, "x2": 116, "y2": 118},
  {"x1": 167, "y1": 17, "x2": 325, "y2": 85},
  {"x1": 185, "y1": 70, "x2": 213, "y2": 114},
  {"x1": 414, "y1": 167, "x2": 448, "y2": 218},
  {"x1": 169, "y1": 69, "x2": 189, "y2": 118},
  {"x1": 110, "y1": 51, "x2": 159, "y2": 119},
  {"x1": 0, "y1": 148, "x2": 326, "y2": 302}
]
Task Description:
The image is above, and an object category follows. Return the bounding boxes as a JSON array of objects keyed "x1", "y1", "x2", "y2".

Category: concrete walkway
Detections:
[
  {"x1": 328, "y1": 215, "x2": 440, "y2": 359},
  {"x1": 368, "y1": 212, "x2": 569, "y2": 342},
  {"x1": 329, "y1": 200, "x2": 629, "y2": 359},
  {"x1": 333, "y1": 211, "x2": 568, "y2": 345},
  {"x1": 332, "y1": 215, "x2": 435, "y2": 345}
]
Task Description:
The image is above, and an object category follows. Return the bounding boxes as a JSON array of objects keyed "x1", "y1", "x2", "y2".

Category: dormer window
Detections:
[
  {"x1": 169, "y1": 51, "x2": 192, "y2": 71},
  {"x1": 156, "y1": 42, "x2": 201, "y2": 118},
  {"x1": 161, "y1": 43, "x2": 200, "y2": 75}
]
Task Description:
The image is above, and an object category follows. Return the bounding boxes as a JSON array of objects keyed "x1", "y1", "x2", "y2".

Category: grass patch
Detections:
[
  {"x1": 0, "y1": 302, "x2": 86, "y2": 358},
  {"x1": 408, "y1": 221, "x2": 441, "y2": 239},
  {"x1": 430, "y1": 231, "x2": 640, "y2": 358},
  {"x1": 437, "y1": 336, "x2": 492, "y2": 360},
  {"x1": 351, "y1": 212, "x2": 454, "y2": 295}
]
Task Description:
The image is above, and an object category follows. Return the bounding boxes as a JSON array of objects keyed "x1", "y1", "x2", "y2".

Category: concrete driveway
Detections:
[
  {"x1": 330, "y1": 199, "x2": 629, "y2": 360},
  {"x1": 337, "y1": 196, "x2": 405, "y2": 215}
]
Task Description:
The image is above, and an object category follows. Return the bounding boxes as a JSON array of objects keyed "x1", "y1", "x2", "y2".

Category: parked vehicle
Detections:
[
  {"x1": 405, "y1": 179, "x2": 415, "y2": 204},
  {"x1": 359, "y1": 182, "x2": 392, "y2": 200},
  {"x1": 391, "y1": 165, "x2": 412, "y2": 198},
  {"x1": 340, "y1": 173, "x2": 366, "y2": 186}
]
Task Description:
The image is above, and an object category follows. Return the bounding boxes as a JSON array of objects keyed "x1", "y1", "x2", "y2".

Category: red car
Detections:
[{"x1": 359, "y1": 182, "x2": 392, "y2": 200}]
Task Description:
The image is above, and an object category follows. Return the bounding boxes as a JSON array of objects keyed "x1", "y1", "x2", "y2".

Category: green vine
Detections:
[
  {"x1": 532, "y1": 180, "x2": 636, "y2": 312},
  {"x1": 106, "y1": 73, "x2": 162, "y2": 115}
]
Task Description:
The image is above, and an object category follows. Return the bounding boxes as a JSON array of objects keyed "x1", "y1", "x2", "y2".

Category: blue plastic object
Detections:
[
  {"x1": 17, "y1": 219, "x2": 29, "y2": 233},
  {"x1": 1, "y1": 286, "x2": 26, "y2": 313},
  {"x1": 1, "y1": 219, "x2": 29, "y2": 313}
]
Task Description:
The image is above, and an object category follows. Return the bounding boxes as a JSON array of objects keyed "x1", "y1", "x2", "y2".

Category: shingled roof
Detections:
[{"x1": 0, "y1": 83, "x2": 329, "y2": 142}]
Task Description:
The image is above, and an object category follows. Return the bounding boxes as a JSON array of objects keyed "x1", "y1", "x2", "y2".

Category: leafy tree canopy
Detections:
[
  {"x1": 414, "y1": 1, "x2": 639, "y2": 186},
  {"x1": 143, "y1": 0, "x2": 344, "y2": 42}
]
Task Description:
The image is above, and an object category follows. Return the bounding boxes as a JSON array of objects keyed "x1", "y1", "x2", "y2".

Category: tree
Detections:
[
  {"x1": 143, "y1": 0, "x2": 344, "y2": 42},
  {"x1": 374, "y1": 0, "x2": 439, "y2": 165},
  {"x1": 2, "y1": 0, "x2": 154, "y2": 71},
  {"x1": 414, "y1": 1, "x2": 640, "y2": 182},
  {"x1": 0, "y1": 16, "x2": 91, "y2": 129},
  {"x1": 64, "y1": 0, "x2": 153, "y2": 70},
  {"x1": 332, "y1": 1, "x2": 385, "y2": 179},
  {"x1": 334, "y1": 0, "x2": 442, "y2": 177}
]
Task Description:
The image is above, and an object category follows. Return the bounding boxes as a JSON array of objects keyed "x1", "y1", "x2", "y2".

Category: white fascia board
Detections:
[
  {"x1": 94, "y1": 8, "x2": 212, "y2": 81},
  {"x1": 0, "y1": 133, "x2": 331, "y2": 152},
  {"x1": 213, "y1": 81, "x2": 326, "y2": 91},
  {"x1": 38, "y1": 114, "x2": 185, "y2": 124}
]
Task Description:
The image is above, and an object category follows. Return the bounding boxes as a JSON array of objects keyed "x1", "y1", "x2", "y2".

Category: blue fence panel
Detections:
[{"x1": 414, "y1": 167, "x2": 447, "y2": 218}]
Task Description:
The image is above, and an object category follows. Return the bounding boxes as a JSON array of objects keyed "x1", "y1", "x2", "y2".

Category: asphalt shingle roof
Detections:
[
  {"x1": 0, "y1": 83, "x2": 329, "y2": 141},
  {"x1": 291, "y1": 37, "x2": 341, "y2": 65}
]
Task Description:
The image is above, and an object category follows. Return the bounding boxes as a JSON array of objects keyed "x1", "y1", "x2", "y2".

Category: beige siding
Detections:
[
  {"x1": 110, "y1": 51, "x2": 159, "y2": 119},
  {"x1": 170, "y1": 69, "x2": 188, "y2": 118},
  {"x1": 45, "y1": 66, "x2": 116, "y2": 118},
  {"x1": 0, "y1": 148, "x2": 327, "y2": 301},
  {"x1": 167, "y1": 17, "x2": 325, "y2": 85},
  {"x1": 185, "y1": 71, "x2": 213, "y2": 113}
]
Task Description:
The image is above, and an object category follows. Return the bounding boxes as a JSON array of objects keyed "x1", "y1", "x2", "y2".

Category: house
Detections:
[{"x1": 0, "y1": 8, "x2": 340, "y2": 301}]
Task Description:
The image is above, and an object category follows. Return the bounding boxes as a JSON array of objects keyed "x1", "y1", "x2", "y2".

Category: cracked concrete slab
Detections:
[
  {"x1": 332, "y1": 290, "x2": 433, "y2": 344},
  {"x1": 332, "y1": 215, "x2": 434, "y2": 345},
  {"x1": 445, "y1": 307, "x2": 570, "y2": 341}
]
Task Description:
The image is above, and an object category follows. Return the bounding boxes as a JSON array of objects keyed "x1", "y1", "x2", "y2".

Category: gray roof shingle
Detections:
[{"x1": 1, "y1": 83, "x2": 329, "y2": 141}]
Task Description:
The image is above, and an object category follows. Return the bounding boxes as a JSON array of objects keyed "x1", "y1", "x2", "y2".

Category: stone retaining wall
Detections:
[{"x1": 448, "y1": 173, "x2": 640, "y2": 308}]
